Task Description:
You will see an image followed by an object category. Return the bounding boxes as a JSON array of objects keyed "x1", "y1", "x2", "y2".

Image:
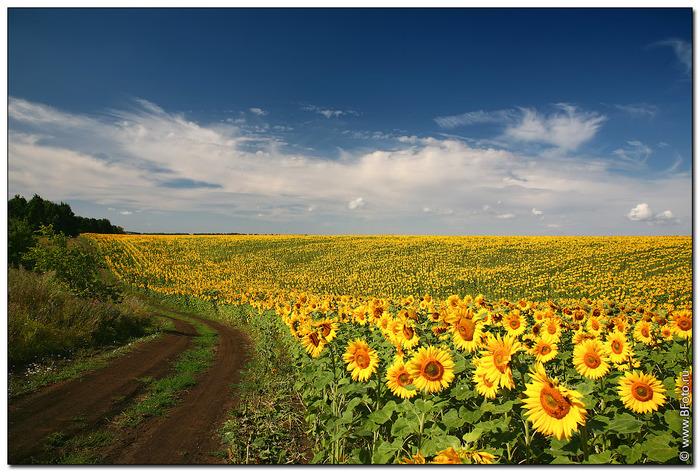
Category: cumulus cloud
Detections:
[
  {"x1": 8, "y1": 97, "x2": 690, "y2": 235},
  {"x1": 348, "y1": 197, "x2": 366, "y2": 210},
  {"x1": 532, "y1": 208, "x2": 543, "y2": 216},
  {"x1": 249, "y1": 107, "x2": 267, "y2": 116},
  {"x1": 302, "y1": 104, "x2": 358, "y2": 119},
  {"x1": 626, "y1": 203, "x2": 677, "y2": 224},
  {"x1": 504, "y1": 104, "x2": 605, "y2": 150}
]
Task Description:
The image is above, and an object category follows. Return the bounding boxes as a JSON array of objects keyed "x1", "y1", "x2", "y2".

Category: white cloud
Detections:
[
  {"x1": 302, "y1": 104, "x2": 358, "y2": 119},
  {"x1": 626, "y1": 203, "x2": 677, "y2": 224},
  {"x1": 627, "y1": 203, "x2": 654, "y2": 221},
  {"x1": 348, "y1": 197, "x2": 366, "y2": 210},
  {"x1": 653, "y1": 39, "x2": 691, "y2": 74},
  {"x1": 614, "y1": 103, "x2": 658, "y2": 119},
  {"x1": 434, "y1": 109, "x2": 515, "y2": 129},
  {"x1": 120, "y1": 210, "x2": 133, "y2": 215},
  {"x1": 613, "y1": 140, "x2": 652, "y2": 164},
  {"x1": 504, "y1": 104, "x2": 605, "y2": 150},
  {"x1": 532, "y1": 208, "x2": 543, "y2": 216},
  {"x1": 249, "y1": 107, "x2": 267, "y2": 116},
  {"x1": 8, "y1": 97, "x2": 690, "y2": 235}
]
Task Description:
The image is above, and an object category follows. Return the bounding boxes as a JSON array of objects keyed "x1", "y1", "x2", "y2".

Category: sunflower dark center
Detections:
[
  {"x1": 457, "y1": 319, "x2": 475, "y2": 341},
  {"x1": 540, "y1": 385, "x2": 572, "y2": 419},
  {"x1": 423, "y1": 360, "x2": 444, "y2": 381},
  {"x1": 611, "y1": 340, "x2": 623, "y2": 354},
  {"x1": 397, "y1": 372, "x2": 411, "y2": 386},
  {"x1": 584, "y1": 353, "x2": 601, "y2": 369},
  {"x1": 678, "y1": 318, "x2": 691, "y2": 330},
  {"x1": 631, "y1": 382, "x2": 653, "y2": 402},
  {"x1": 309, "y1": 332, "x2": 320, "y2": 347},
  {"x1": 355, "y1": 351, "x2": 370, "y2": 369}
]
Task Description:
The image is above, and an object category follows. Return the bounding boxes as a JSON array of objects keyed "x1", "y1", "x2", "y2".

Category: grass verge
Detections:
[
  {"x1": 9, "y1": 321, "x2": 170, "y2": 399},
  {"x1": 113, "y1": 313, "x2": 217, "y2": 428}
]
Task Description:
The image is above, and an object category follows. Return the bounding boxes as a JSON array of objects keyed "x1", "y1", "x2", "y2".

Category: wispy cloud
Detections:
[
  {"x1": 504, "y1": 104, "x2": 606, "y2": 151},
  {"x1": 651, "y1": 39, "x2": 691, "y2": 74},
  {"x1": 434, "y1": 109, "x2": 516, "y2": 129},
  {"x1": 434, "y1": 104, "x2": 606, "y2": 151},
  {"x1": 302, "y1": 104, "x2": 359, "y2": 119},
  {"x1": 614, "y1": 103, "x2": 658, "y2": 119},
  {"x1": 613, "y1": 140, "x2": 652, "y2": 165},
  {"x1": 8, "y1": 97, "x2": 689, "y2": 234},
  {"x1": 249, "y1": 107, "x2": 267, "y2": 116}
]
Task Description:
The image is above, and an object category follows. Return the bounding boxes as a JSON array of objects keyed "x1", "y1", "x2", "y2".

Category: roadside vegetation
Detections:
[{"x1": 8, "y1": 195, "x2": 152, "y2": 373}]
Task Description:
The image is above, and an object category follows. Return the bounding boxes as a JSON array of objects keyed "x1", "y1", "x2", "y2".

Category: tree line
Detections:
[{"x1": 9, "y1": 194, "x2": 124, "y2": 266}]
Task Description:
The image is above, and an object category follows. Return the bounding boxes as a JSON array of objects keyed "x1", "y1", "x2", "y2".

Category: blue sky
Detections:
[{"x1": 8, "y1": 8, "x2": 692, "y2": 234}]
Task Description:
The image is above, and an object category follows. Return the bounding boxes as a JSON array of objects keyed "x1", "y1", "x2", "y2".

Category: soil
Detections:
[
  {"x1": 106, "y1": 314, "x2": 250, "y2": 464},
  {"x1": 8, "y1": 311, "x2": 249, "y2": 465}
]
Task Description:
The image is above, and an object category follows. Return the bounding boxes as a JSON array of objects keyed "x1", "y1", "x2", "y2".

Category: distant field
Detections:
[{"x1": 86, "y1": 235, "x2": 691, "y2": 307}]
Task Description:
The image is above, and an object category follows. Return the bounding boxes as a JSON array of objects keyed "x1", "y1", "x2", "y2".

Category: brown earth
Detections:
[
  {"x1": 105, "y1": 314, "x2": 249, "y2": 464},
  {"x1": 8, "y1": 311, "x2": 249, "y2": 465}
]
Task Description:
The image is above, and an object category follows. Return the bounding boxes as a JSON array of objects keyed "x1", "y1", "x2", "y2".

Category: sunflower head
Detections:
[
  {"x1": 343, "y1": 339, "x2": 379, "y2": 382},
  {"x1": 522, "y1": 364, "x2": 587, "y2": 440},
  {"x1": 406, "y1": 345, "x2": 455, "y2": 393},
  {"x1": 386, "y1": 359, "x2": 417, "y2": 399},
  {"x1": 573, "y1": 339, "x2": 610, "y2": 380},
  {"x1": 618, "y1": 370, "x2": 667, "y2": 414}
]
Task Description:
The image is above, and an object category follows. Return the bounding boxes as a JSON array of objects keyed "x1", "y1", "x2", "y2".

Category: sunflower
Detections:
[
  {"x1": 464, "y1": 450, "x2": 497, "y2": 464},
  {"x1": 522, "y1": 364, "x2": 587, "y2": 440},
  {"x1": 633, "y1": 320, "x2": 654, "y2": 345},
  {"x1": 473, "y1": 367, "x2": 499, "y2": 399},
  {"x1": 530, "y1": 338, "x2": 558, "y2": 363},
  {"x1": 399, "y1": 321, "x2": 421, "y2": 350},
  {"x1": 343, "y1": 339, "x2": 379, "y2": 382},
  {"x1": 504, "y1": 311, "x2": 527, "y2": 337},
  {"x1": 618, "y1": 371, "x2": 666, "y2": 414},
  {"x1": 476, "y1": 334, "x2": 520, "y2": 390},
  {"x1": 541, "y1": 318, "x2": 562, "y2": 342},
  {"x1": 586, "y1": 316, "x2": 603, "y2": 337},
  {"x1": 300, "y1": 330, "x2": 326, "y2": 358},
  {"x1": 451, "y1": 316, "x2": 483, "y2": 353},
  {"x1": 406, "y1": 345, "x2": 455, "y2": 393},
  {"x1": 386, "y1": 359, "x2": 417, "y2": 399},
  {"x1": 573, "y1": 339, "x2": 610, "y2": 380},
  {"x1": 675, "y1": 369, "x2": 692, "y2": 407},
  {"x1": 605, "y1": 332, "x2": 632, "y2": 364},
  {"x1": 432, "y1": 447, "x2": 462, "y2": 464},
  {"x1": 315, "y1": 318, "x2": 338, "y2": 343},
  {"x1": 670, "y1": 310, "x2": 692, "y2": 339},
  {"x1": 400, "y1": 452, "x2": 426, "y2": 464},
  {"x1": 659, "y1": 325, "x2": 674, "y2": 341}
]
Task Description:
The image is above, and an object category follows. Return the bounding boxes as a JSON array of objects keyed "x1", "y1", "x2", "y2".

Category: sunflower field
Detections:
[{"x1": 86, "y1": 234, "x2": 693, "y2": 464}]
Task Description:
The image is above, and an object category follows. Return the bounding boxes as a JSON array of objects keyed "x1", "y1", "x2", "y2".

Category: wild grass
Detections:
[{"x1": 8, "y1": 267, "x2": 154, "y2": 370}]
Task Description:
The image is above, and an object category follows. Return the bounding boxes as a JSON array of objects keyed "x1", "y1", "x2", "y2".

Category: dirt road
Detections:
[
  {"x1": 8, "y1": 311, "x2": 248, "y2": 465},
  {"x1": 107, "y1": 315, "x2": 249, "y2": 464}
]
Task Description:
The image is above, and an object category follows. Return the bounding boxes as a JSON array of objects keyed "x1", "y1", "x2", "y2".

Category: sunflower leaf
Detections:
[{"x1": 606, "y1": 412, "x2": 643, "y2": 433}]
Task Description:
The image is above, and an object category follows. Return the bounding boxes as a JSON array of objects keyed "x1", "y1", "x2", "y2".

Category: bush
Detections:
[
  {"x1": 8, "y1": 268, "x2": 152, "y2": 370},
  {"x1": 23, "y1": 226, "x2": 122, "y2": 302}
]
